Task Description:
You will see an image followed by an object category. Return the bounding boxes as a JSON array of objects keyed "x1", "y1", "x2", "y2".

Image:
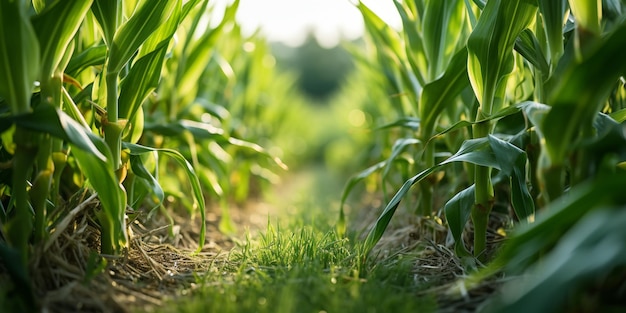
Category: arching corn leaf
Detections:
[
  {"x1": 365, "y1": 135, "x2": 533, "y2": 255},
  {"x1": 124, "y1": 143, "x2": 206, "y2": 253},
  {"x1": 444, "y1": 185, "x2": 475, "y2": 256},
  {"x1": 419, "y1": 48, "x2": 470, "y2": 137}
]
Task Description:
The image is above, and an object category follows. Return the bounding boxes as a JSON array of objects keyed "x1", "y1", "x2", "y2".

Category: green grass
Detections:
[{"x1": 153, "y1": 169, "x2": 436, "y2": 313}]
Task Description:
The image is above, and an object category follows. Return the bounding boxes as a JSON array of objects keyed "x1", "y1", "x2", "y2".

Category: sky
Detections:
[{"x1": 211, "y1": 0, "x2": 401, "y2": 47}]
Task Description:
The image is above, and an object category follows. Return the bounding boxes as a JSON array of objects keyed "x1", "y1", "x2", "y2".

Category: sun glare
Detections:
[{"x1": 211, "y1": 0, "x2": 400, "y2": 47}]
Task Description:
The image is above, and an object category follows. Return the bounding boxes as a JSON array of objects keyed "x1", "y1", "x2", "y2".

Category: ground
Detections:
[{"x1": 2, "y1": 167, "x2": 509, "y2": 313}]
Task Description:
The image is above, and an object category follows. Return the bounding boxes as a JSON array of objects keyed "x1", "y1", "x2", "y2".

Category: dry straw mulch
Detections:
[
  {"x1": 348, "y1": 195, "x2": 511, "y2": 313},
  {"x1": 4, "y1": 192, "x2": 234, "y2": 313}
]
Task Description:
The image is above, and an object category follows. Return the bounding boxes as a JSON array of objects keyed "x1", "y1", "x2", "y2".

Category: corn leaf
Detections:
[
  {"x1": 444, "y1": 185, "x2": 475, "y2": 256},
  {"x1": 91, "y1": 0, "x2": 121, "y2": 46},
  {"x1": 488, "y1": 207, "x2": 626, "y2": 313},
  {"x1": 124, "y1": 143, "x2": 206, "y2": 253},
  {"x1": 382, "y1": 138, "x2": 421, "y2": 180},
  {"x1": 340, "y1": 161, "x2": 386, "y2": 216},
  {"x1": 31, "y1": 0, "x2": 93, "y2": 80},
  {"x1": 488, "y1": 135, "x2": 535, "y2": 220},
  {"x1": 485, "y1": 173, "x2": 626, "y2": 300},
  {"x1": 66, "y1": 44, "x2": 107, "y2": 76},
  {"x1": 467, "y1": 0, "x2": 537, "y2": 113},
  {"x1": 1, "y1": 105, "x2": 106, "y2": 161},
  {"x1": 365, "y1": 135, "x2": 533, "y2": 254},
  {"x1": 375, "y1": 117, "x2": 420, "y2": 132},
  {"x1": 422, "y1": 0, "x2": 466, "y2": 79},
  {"x1": 73, "y1": 142, "x2": 127, "y2": 254},
  {"x1": 0, "y1": 0, "x2": 40, "y2": 114},
  {"x1": 514, "y1": 29, "x2": 550, "y2": 75},
  {"x1": 542, "y1": 20, "x2": 626, "y2": 164},
  {"x1": 538, "y1": 0, "x2": 567, "y2": 66},
  {"x1": 177, "y1": 1, "x2": 236, "y2": 97},
  {"x1": 568, "y1": 0, "x2": 601, "y2": 35},
  {"x1": 419, "y1": 48, "x2": 470, "y2": 137},
  {"x1": 394, "y1": 0, "x2": 427, "y2": 85},
  {"x1": 107, "y1": 0, "x2": 176, "y2": 74},
  {"x1": 128, "y1": 153, "x2": 163, "y2": 210},
  {"x1": 610, "y1": 108, "x2": 626, "y2": 123},
  {"x1": 118, "y1": 47, "x2": 167, "y2": 119}
]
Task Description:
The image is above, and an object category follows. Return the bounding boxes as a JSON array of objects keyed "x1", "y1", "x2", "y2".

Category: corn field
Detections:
[{"x1": 1, "y1": 0, "x2": 626, "y2": 312}]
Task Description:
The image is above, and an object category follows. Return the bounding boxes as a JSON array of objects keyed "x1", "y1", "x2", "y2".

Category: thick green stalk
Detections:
[
  {"x1": 539, "y1": 162, "x2": 565, "y2": 203},
  {"x1": 31, "y1": 75, "x2": 62, "y2": 243},
  {"x1": 472, "y1": 118, "x2": 494, "y2": 260},
  {"x1": 418, "y1": 139, "x2": 436, "y2": 216},
  {"x1": 8, "y1": 128, "x2": 38, "y2": 265},
  {"x1": 31, "y1": 137, "x2": 53, "y2": 244},
  {"x1": 104, "y1": 71, "x2": 122, "y2": 171}
]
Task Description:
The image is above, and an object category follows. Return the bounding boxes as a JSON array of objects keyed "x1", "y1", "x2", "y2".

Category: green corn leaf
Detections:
[
  {"x1": 488, "y1": 207, "x2": 626, "y2": 313},
  {"x1": 177, "y1": 36, "x2": 222, "y2": 98},
  {"x1": 363, "y1": 165, "x2": 442, "y2": 254},
  {"x1": 488, "y1": 136, "x2": 535, "y2": 219},
  {"x1": 124, "y1": 142, "x2": 206, "y2": 253},
  {"x1": 177, "y1": 0, "x2": 236, "y2": 97},
  {"x1": 538, "y1": 0, "x2": 567, "y2": 66},
  {"x1": 569, "y1": 0, "x2": 601, "y2": 35},
  {"x1": 129, "y1": 153, "x2": 164, "y2": 210},
  {"x1": 144, "y1": 120, "x2": 225, "y2": 139},
  {"x1": 358, "y1": 2, "x2": 403, "y2": 57},
  {"x1": 422, "y1": 0, "x2": 466, "y2": 79},
  {"x1": 0, "y1": 0, "x2": 40, "y2": 114},
  {"x1": 609, "y1": 108, "x2": 626, "y2": 123},
  {"x1": 227, "y1": 137, "x2": 288, "y2": 170},
  {"x1": 363, "y1": 138, "x2": 491, "y2": 254},
  {"x1": 425, "y1": 101, "x2": 531, "y2": 148},
  {"x1": 144, "y1": 119, "x2": 286, "y2": 169},
  {"x1": 118, "y1": 47, "x2": 167, "y2": 120},
  {"x1": 73, "y1": 141, "x2": 127, "y2": 254},
  {"x1": 340, "y1": 161, "x2": 386, "y2": 216},
  {"x1": 444, "y1": 185, "x2": 475, "y2": 256},
  {"x1": 440, "y1": 137, "x2": 494, "y2": 168},
  {"x1": 91, "y1": 0, "x2": 122, "y2": 46},
  {"x1": 419, "y1": 48, "x2": 470, "y2": 137},
  {"x1": 542, "y1": 19, "x2": 626, "y2": 165},
  {"x1": 31, "y1": 0, "x2": 93, "y2": 80},
  {"x1": 382, "y1": 138, "x2": 421, "y2": 180},
  {"x1": 1, "y1": 105, "x2": 106, "y2": 161},
  {"x1": 491, "y1": 173, "x2": 626, "y2": 274},
  {"x1": 136, "y1": 0, "x2": 182, "y2": 59},
  {"x1": 374, "y1": 117, "x2": 420, "y2": 132},
  {"x1": 514, "y1": 29, "x2": 550, "y2": 75},
  {"x1": 394, "y1": 0, "x2": 427, "y2": 86},
  {"x1": 66, "y1": 44, "x2": 107, "y2": 77},
  {"x1": 541, "y1": 18, "x2": 626, "y2": 164},
  {"x1": 10, "y1": 104, "x2": 131, "y2": 254},
  {"x1": 467, "y1": 0, "x2": 538, "y2": 114},
  {"x1": 107, "y1": 0, "x2": 177, "y2": 74},
  {"x1": 365, "y1": 134, "x2": 533, "y2": 255},
  {"x1": 181, "y1": 0, "x2": 205, "y2": 19}
]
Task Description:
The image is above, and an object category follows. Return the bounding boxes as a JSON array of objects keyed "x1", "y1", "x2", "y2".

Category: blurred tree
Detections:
[{"x1": 272, "y1": 32, "x2": 355, "y2": 102}]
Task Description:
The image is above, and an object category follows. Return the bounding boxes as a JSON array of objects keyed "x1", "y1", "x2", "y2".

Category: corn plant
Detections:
[
  {"x1": 0, "y1": 1, "x2": 285, "y2": 308},
  {"x1": 344, "y1": 0, "x2": 626, "y2": 267},
  {"x1": 138, "y1": 0, "x2": 289, "y2": 234}
]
